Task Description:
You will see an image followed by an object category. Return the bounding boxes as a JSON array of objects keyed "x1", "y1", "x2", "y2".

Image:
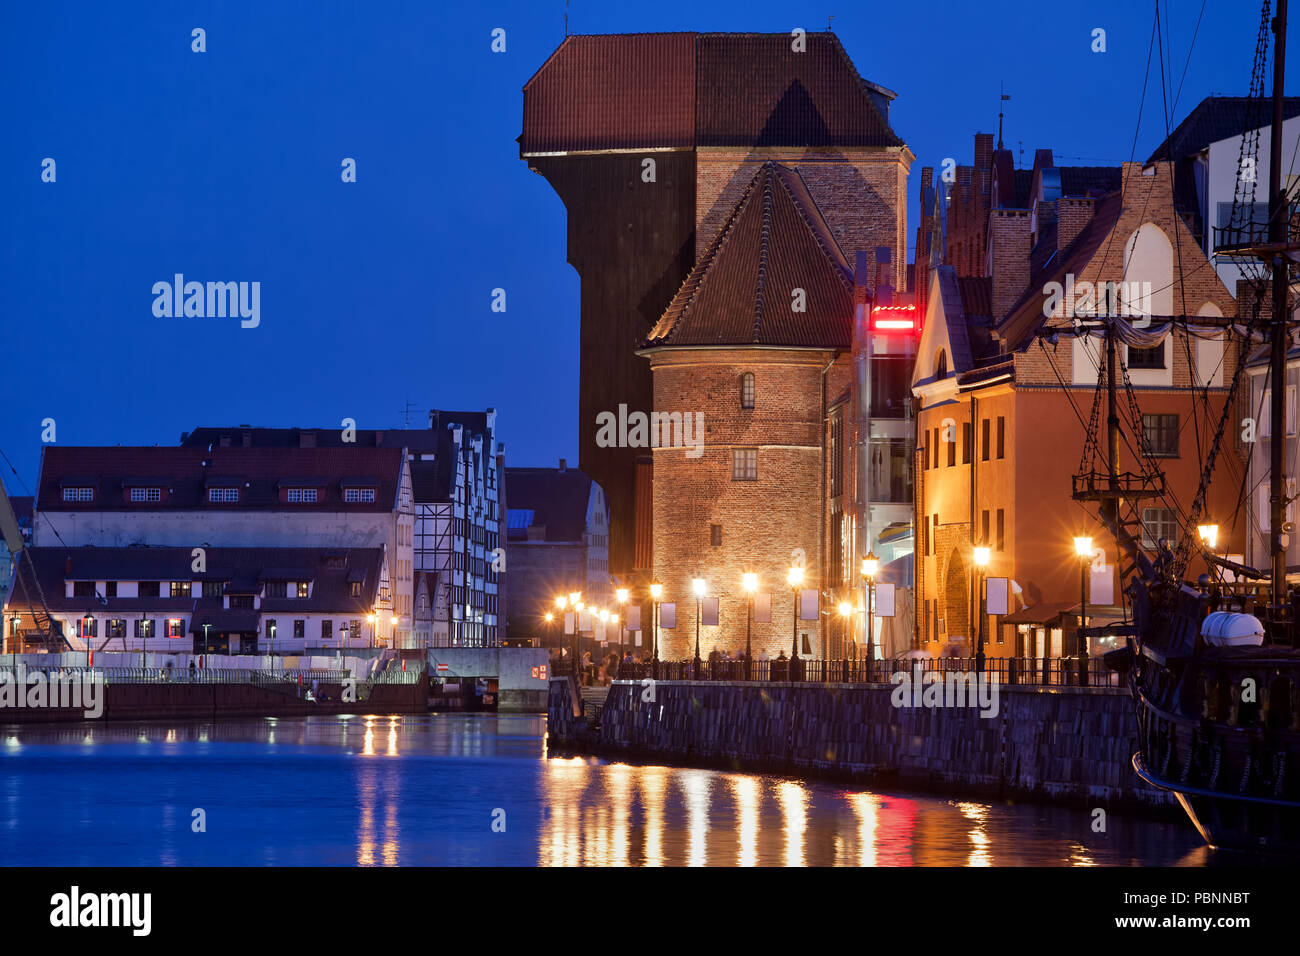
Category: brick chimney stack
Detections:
[
  {"x1": 1057, "y1": 197, "x2": 1095, "y2": 252},
  {"x1": 988, "y1": 208, "x2": 1033, "y2": 320}
]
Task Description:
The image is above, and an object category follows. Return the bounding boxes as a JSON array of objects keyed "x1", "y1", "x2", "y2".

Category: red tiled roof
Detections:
[
  {"x1": 520, "y1": 32, "x2": 901, "y2": 154},
  {"x1": 36, "y1": 446, "x2": 403, "y2": 512},
  {"x1": 644, "y1": 162, "x2": 854, "y2": 349}
]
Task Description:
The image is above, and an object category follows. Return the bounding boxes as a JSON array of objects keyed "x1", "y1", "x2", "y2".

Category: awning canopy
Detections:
[{"x1": 1001, "y1": 601, "x2": 1079, "y2": 625}]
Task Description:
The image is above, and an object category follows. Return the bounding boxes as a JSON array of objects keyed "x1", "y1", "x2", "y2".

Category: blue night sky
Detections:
[{"x1": 1, "y1": 0, "x2": 1293, "y2": 493}]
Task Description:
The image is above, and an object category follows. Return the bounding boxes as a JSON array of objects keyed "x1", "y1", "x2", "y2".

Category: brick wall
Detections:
[{"x1": 649, "y1": 348, "x2": 836, "y2": 660}]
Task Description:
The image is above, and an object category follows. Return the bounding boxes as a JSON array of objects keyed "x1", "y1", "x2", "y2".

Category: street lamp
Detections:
[
  {"x1": 1073, "y1": 536, "x2": 1093, "y2": 686},
  {"x1": 972, "y1": 546, "x2": 991, "y2": 674},
  {"x1": 787, "y1": 565, "x2": 804, "y2": 665},
  {"x1": 861, "y1": 552, "x2": 879, "y2": 671},
  {"x1": 616, "y1": 587, "x2": 629, "y2": 659},
  {"x1": 691, "y1": 578, "x2": 707, "y2": 675},
  {"x1": 649, "y1": 583, "x2": 663, "y2": 669},
  {"x1": 742, "y1": 572, "x2": 758, "y2": 680},
  {"x1": 269, "y1": 621, "x2": 277, "y2": 665},
  {"x1": 1198, "y1": 524, "x2": 1220, "y2": 585},
  {"x1": 366, "y1": 611, "x2": 376, "y2": 649}
]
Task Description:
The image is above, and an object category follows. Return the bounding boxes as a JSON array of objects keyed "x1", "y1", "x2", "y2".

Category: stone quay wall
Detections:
[{"x1": 547, "y1": 678, "x2": 1173, "y2": 811}]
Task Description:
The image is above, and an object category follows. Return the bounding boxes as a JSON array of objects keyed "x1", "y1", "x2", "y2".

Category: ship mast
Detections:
[{"x1": 1269, "y1": 0, "x2": 1290, "y2": 604}]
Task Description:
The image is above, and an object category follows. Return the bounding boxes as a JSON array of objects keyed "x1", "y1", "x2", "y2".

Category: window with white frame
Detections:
[
  {"x1": 1140, "y1": 507, "x2": 1180, "y2": 549},
  {"x1": 62, "y1": 487, "x2": 93, "y2": 502},
  {"x1": 344, "y1": 488, "x2": 376, "y2": 503},
  {"x1": 129, "y1": 487, "x2": 161, "y2": 503},
  {"x1": 287, "y1": 488, "x2": 319, "y2": 503},
  {"x1": 208, "y1": 487, "x2": 238, "y2": 502},
  {"x1": 732, "y1": 449, "x2": 758, "y2": 481}
]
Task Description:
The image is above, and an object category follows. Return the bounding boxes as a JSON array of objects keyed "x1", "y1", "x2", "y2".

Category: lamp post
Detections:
[
  {"x1": 616, "y1": 587, "x2": 629, "y2": 659},
  {"x1": 200, "y1": 622, "x2": 210, "y2": 665},
  {"x1": 269, "y1": 622, "x2": 277, "y2": 666},
  {"x1": 544, "y1": 611, "x2": 554, "y2": 651},
  {"x1": 787, "y1": 565, "x2": 804, "y2": 664},
  {"x1": 572, "y1": 597, "x2": 584, "y2": 679},
  {"x1": 1073, "y1": 536, "x2": 1092, "y2": 687},
  {"x1": 691, "y1": 577, "x2": 706, "y2": 675},
  {"x1": 838, "y1": 601, "x2": 853, "y2": 680},
  {"x1": 861, "y1": 552, "x2": 879, "y2": 674},
  {"x1": 1198, "y1": 523, "x2": 1220, "y2": 586},
  {"x1": 972, "y1": 546, "x2": 990, "y2": 675},
  {"x1": 742, "y1": 572, "x2": 758, "y2": 680},
  {"x1": 366, "y1": 611, "x2": 376, "y2": 649},
  {"x1": 554, "y1": 595, "x2": 567, "y2": 661},
  {"x1": 649, "y1": 583, "x2": 663, "y2": 672}
]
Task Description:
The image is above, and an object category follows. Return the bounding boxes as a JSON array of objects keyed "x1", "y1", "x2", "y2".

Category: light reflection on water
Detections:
[{"x1": 0, "y1": 714, "x2": 1208, "y2": 866}]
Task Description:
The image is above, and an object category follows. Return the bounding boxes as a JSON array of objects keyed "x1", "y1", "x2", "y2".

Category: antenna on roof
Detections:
[
  {"x1": 997, "y1": 83, "x2": 1010, "y2": 149},
  {"x1": 827, "y1": 14, "x2": 834, "y2": 31}
]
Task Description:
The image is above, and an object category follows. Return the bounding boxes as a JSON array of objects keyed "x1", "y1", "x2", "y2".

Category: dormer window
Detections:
[
  {"x1": 62, "y1": 487, "x2": 93, "y2": 502},
  {"x1": 129, "y1": 487, "x2": 161, "y2": 503},
  {"x1": 287, "y1": 488, "x2": 318, "y2": 503},
  {"x1": 209, "y1": 487, "x2": 239, "y2": 503},
  {"x1": 344, "y1": 488, "x2": 376, "y2": 503},
  {"x1": 740, "y1": 372, "x2": 755, "y2": 409}
]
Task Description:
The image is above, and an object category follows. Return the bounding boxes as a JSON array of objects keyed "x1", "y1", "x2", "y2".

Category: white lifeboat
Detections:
[{"x1": 1200, "y1": 612, "x2": 1265, "y2": 648}]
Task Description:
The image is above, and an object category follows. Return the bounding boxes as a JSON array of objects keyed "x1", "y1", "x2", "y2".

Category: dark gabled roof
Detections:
[
  {"x1": 36, "y1": 446, "x2": 402, "y2": 512},
  {"x1": 505, "y1": 467, "x2": 593, "y2": 544},
  {"x1": 1147, "y1": 96, "x2": 1300, "y2": 163},
  {"x1": 1059, "y1": 166, "x2": 1123, "y2": 197},
  {"x1": 644, "y1": 162, "x2": 854, "y2": 349},
  {"x1": 8, "y1": 546, "x2": 383, "y2": 618},
  {"x1": 520, "y1": 32, "x2": 902, "y2": 154},
  {"x1": 994, "y1": 191, "x2": 1125, "y2": 349}
]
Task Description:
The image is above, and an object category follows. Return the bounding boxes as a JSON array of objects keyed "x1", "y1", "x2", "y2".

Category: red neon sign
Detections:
[{"x1": 870, "y1": 304, "x2": 919, "y2": 334}]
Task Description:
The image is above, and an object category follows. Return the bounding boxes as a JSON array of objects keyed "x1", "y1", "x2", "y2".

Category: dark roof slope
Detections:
[
  {"x1": 12, "y1": 546, "x2": 382, "y2": 617},
  {"x1": 645, "y1": 162, "x2": 854, "y2": 349},
  {"x1": 505, "y1": 468, "x2": 593, "y2": 543},
  {"x1": 520, "y1": 32, "x2": 901, "y2": 153},
  {"x1": 1147, "y1": 96, "x2": 1300, "y2": 162},
  {"x1": 37, "y1": 446, "x2": 403, "y2": 512}
]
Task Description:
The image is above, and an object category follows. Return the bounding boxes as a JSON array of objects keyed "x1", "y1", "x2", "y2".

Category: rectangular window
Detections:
[
  {"x1": 108, "y1": 619, "x2": 125, "y2": 639},
  {"x1": 208, "y1": 487, "x2": 238, "y2": 503},
  {"x1": 732, "y1": 449, "x2": 758, "y2": 481},
  {"x1": 297, "y1": 581, "x2": 309, "y2": 599},
  {"x1": 293, "y1": 620, "x2": 305, "y2": 639},
  {"x1": 740, "y1": 373, "x2": 756, "y2": 410},
  {"x1": 946, "y1": 431, "x2": 956, "y2": 467},
  {"x1": 350, "y1": 581, "x2": 362, "y2": 597},
  {"x1": 230, "y1": 595, "x2": 255, "y2": 610},
  {"x1": 202, "y1": 581, "x2": 223, "y2": 598},
  {"x1": 138, "y1": 581, "x2": 160, "y2": 598},
  {"x1": 265, "y1": 618, "x2": 277, "y2": 641},
  {"x1": 932, "y1": 428, "x2": 939, "y2": 469},
  {"x1": 105, "y1": 581, "x2": 117, "y2": 598},
  {"x1": 996, "y1": 417, "x2": 1005, "y2": 459},
  {"x1": 72, "y1": 581, "x2": 96, "y2": 598},
  {"x1": 996, "y1": 509, "x2": 1005, "y2": 551},
  {"x1": 962, "y1": 422, "x2": 972, "y2": 464},
  {"x1": 1141, "y1": 413, "x2": 1179, "y2": 457},
  {"x1": 168, "y1": 619, "x2": 185, "y2": 638},
  {"x1": 1128, "y1": 345, "x2": 1165, "y2": 369},
  {"x1": 981, "y1": 510, "x2": 990, "y2": 546},
  {"x1": 80, "y1": 617, "x2": 97, "y2": 638},
  {"x1": 62, "y1": 487, "x2": 93, "y2": 502},
  {"x1": 981, "y1": 419, "x2": 990, "y2": 461},
  {"x1": 264, "y1": 581, "x2": 287, "y2": 599},
  {"x1": 829, "y1": 412, "x2": 843, "y2": 497},
  {"x1": 1141, "y1": 507, "x2": 1180, "y2": 550},
  {"x1": 129, "y1": 487, "x2": 161, "y2": 503},
  {"x1": 321, "y1": 620, "x2": 333, "y2": 642},
  {"x1": 287, "y1": 488, "x2": 319, "y2": 503},
  {"x1": 931, "y1": 514, "x2": 939, "y2": 556},
  {"x1": 344, "y1": 488, "x2": 376, "y2": 503},
  {"x1": 170, "y1": 581, "x2": 191, "y2": 598},
  {"x1": 134, "y1": 618, "x2": 154, "y2": 638},
  {"x1": 710, "y1": 524, "x2": 722, "y2": 547}
]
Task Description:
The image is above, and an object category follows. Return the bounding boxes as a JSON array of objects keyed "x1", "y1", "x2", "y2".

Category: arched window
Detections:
[
  {"x1": 935, "y1": 350, "x2": 948, "y2": 379},
  {"x1": 740, "y1": 372, "x2": 755, "y2": 409}
]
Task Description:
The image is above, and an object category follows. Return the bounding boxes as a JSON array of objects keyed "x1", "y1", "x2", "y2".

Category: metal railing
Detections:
[
  {"x1": 0, "y1": 666, "x2": 350, "y2": 685},
  {"x1": 601, "y1": 656, "x2": 1118, "y2": 687}
]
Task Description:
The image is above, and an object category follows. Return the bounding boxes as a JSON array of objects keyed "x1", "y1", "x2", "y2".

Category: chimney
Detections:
[
  {"x1": 1057, "y1": 197, "x2": 1095, "y2": 252},
  {"x1": 873, "y1": 246, "x2": 893, "y2": 305},
  {"x1": 988, "y1": 209, "x2": 1033, "y2": 320},
  {"x1": 558, "y1": 458, "x2": 567, "y2": 474}
]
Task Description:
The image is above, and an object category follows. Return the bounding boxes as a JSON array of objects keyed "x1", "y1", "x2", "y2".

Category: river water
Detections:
[{"x1": 0, "y1": 713, "x2": 1209, "y2": 866}]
